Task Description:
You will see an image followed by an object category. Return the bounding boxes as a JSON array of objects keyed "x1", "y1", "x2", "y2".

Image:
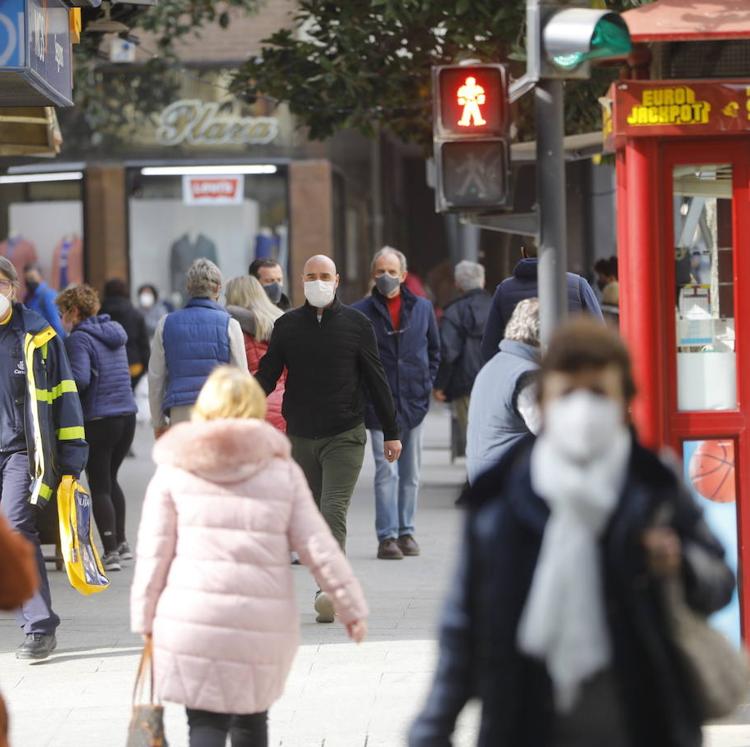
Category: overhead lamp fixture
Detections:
[
  {"x1": 0, "y1": 171, "x2": 84, "y2": 185},
  {"x1": 140, "y1": 165, "x2": 278, "y2": 176}
]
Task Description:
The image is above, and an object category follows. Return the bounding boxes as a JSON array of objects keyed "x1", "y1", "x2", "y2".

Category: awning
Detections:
[
  {"x1": 623, "y1": 0, "x2": 750, "y2": 43},
  {"x1": 511, "y1": 132, "x2": 603, "y2": 164}
]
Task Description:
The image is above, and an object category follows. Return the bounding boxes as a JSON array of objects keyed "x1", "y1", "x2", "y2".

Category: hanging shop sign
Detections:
[
  {"x1": 182, "y1": 174, "x2": 245, "y2": 206},
  {"x1": 607, "y1": 80, "x2": 750, "y2": 145},
  {"x1": 0, "y1": 0, "x2": 73, "y2": 107},
  {"x1": 157, "y1": 100, "x2": 280, "y2": 148}
]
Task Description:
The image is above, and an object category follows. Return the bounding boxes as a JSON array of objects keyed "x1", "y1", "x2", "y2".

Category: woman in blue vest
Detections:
[
  {"x1": 0, "y1": 257, "x2": 88, "y2": 661},
  {"x1": 57, "y1": 284, "x2": 138, "y2": 572},
  {"x1": 148, "y1": 258, "x2": 248, "y2": 435}
]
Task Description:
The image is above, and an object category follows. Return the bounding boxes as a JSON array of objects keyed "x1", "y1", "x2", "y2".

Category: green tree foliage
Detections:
[
  {"x1": 69, "y1": 0, "x2": 260, "y2": 145},
  {"x1": 231, "y1": 0, "x2": 643, "y2": 149}
]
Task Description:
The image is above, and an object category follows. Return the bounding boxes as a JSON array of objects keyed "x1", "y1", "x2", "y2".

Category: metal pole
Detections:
[
  {"x1": 371, "y1": 126, "x2": 384, "y2": 251},
  {"x1": 535, "y1": 78, "x2": 568, "y2": 346}
]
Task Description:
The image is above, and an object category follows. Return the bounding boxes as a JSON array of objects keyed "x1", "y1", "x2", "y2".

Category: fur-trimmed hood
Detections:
[{"x1": 153, "y1": 418, "x2": 291, "y2": 483}]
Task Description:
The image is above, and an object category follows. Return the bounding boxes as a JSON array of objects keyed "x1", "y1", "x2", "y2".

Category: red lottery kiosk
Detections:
[{"x1": 614, "y1": 0, "x2": 750, "y2": 641}]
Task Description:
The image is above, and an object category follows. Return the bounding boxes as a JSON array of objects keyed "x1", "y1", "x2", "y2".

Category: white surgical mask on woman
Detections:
[
  {"x1": 304, "y1": 280, "x2": 336, "y2": 309},
  {"x1": 139, "y1": 292, "x2": 155, "y2": 309},
  {"x1": 544, "y1": 389, "x2": 625, "y2": 463},
  {"x1": 0, "y1": 293, "x2": 10, "y2": 320}
]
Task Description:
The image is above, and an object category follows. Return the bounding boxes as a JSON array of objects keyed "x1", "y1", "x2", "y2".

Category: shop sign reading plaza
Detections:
[{"x1": 157, "y1": 100, "x2": 280, "y2": 147}]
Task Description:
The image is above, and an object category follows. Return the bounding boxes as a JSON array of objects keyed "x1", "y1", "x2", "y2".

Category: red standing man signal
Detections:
[{"x1": 457, "y1": 76, "x2": 487, "y2": 128}]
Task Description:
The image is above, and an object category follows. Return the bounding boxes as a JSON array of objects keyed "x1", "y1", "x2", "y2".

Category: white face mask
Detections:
[
  {"x1": 304, "y1": 280, "x2": 336, "y2": 308},
  {"x1": 544, "y1": 389, "x2": 625, "y2": 463},
  {"x1": 139, "y1": 292, "x2": 155, "y2": 309},
  {"x1": 0, "y1": 293, "x2": 10, "y2": 320}
]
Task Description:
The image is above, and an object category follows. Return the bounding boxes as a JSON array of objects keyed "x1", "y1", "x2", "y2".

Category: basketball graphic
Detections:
[{"x1": 689, "y1": 440, "x2": 736, "y2": 504}]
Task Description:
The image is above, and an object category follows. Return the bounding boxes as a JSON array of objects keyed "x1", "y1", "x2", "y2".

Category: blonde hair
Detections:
[
  {"x1": 192, "y1": 366, "x2": 267, "y2": 422},
  {"x1": 225, "y1": 275, "x2": 283, "y2": 342}
]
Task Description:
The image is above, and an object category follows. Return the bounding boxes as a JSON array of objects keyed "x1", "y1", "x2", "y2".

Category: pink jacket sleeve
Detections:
[
  {"x1": 130, "y1": 466, "x2": 178, "y2": 634},
  {"x1": 286, "y1": 461, "x2": 369, "y2": 625}
]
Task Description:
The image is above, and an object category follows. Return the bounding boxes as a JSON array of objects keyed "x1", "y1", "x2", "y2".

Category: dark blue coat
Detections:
[
  {"x1": 65, "y1": 315, "x2": 137, "y2": 421},
  {"x1": 352, "y1": 287, "x2": 440, "y2": 433},
  {"x1": 25, "y1": 282, "x2": 65, "y2": 339},
  {"x1": 480, "y1": 259, "x2": 603, "y2": 361},
  {"x1": 410, "y1": 437, "x2": 735, "y2": 747}
]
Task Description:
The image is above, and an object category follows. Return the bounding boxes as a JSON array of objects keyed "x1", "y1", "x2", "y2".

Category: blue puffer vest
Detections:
[{"x1": 163, "y1": 298, "x2": 230, "y2": 412}]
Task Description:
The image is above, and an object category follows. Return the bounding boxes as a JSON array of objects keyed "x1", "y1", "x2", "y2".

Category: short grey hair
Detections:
[
  {"x1": 0, "y1": 257, "x2": 18, "y2": 287},
  {"x1": 454, "y1": 261, "x2": 484, "y2": 291},
  {"x1": 504, "y1": 298, "x2": 540, "y2": 347},
  {"x1": 186, "y1": 258, "x2": 222, "y2": 299},
  {"x1": 371, "y1": 246, "x2": 407, "y2": 274}
]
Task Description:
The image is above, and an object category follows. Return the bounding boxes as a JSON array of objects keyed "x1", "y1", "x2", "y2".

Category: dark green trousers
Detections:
[{"x1": 289, "y1": 423, "x2": 366, "y2": 550}]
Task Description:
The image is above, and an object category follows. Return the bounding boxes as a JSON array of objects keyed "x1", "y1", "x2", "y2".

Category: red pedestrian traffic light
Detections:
[
  {"x1": 435, "y1": 65, "x2": 508, "y2": 138},
  {"x1": 432, "y1": 63, "x2": 511, "y2": 212}
]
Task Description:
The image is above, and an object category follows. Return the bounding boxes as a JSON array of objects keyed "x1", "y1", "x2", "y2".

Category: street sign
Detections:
[
  {"x1": 432, "y1": 63, "x2": 511, "y2": 213},
  {"x1": 0, "y1": 0, "x2": 73, "y2": 107}
]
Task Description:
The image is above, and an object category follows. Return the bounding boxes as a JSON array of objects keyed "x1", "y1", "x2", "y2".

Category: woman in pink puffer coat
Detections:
[{"x1": 130, "y1": 366, "x2": 368, "y2": 746}]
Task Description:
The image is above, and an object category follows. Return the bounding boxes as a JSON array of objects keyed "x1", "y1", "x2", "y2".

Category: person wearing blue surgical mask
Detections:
[
  {"x1": 411, "y1": 318, "x2": 735, "y2": 747},
  {"x1": 249, "y1": 258, "x2": 291, "y2": 312},
  {"x1": 353, "y1": 247, "x2": 441, "y2": 561}
]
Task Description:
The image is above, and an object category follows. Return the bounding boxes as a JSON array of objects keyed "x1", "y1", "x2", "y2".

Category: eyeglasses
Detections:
[
  {"x1": 0, "y1": 280, "x2": 12, "y2": 293},
  {"x1": 384, "y1": 325, "x2": 409, "y2": 337}
]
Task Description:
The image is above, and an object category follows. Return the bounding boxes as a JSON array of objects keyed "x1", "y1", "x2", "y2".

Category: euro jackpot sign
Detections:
[
  {"x1": 608, "y1": 80, "x2": 750, "y2": 142},
  {"x1": 626, "y1": 86, "x2": 711, "y2": 127}
]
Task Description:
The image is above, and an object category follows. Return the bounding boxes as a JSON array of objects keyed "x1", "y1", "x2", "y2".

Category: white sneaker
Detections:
[{"x1": 314, "y1": 591, "x2": 334, "y2": 623}]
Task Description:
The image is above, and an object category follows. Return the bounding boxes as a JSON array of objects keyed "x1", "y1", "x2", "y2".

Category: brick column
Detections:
[
  {"x1": 84, "y1": 165, "x2": 128, "y2": 292},
  {"x1": 288, "y1": 160, "x2": 334, "y2": 305}
]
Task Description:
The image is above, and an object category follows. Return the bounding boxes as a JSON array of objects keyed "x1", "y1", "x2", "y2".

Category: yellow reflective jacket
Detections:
[{"x1": 17, "y1": 304, "x2": 88, "y2": 506}]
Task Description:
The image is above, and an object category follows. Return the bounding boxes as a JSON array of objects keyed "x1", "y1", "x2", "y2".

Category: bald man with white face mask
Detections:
[{"x1": 256, "y1": 255, "x2": 401, "y2": 623}]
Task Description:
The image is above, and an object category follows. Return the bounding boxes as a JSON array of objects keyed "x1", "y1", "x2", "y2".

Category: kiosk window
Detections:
[{"x1": 673, "y1": 165, "x2": 735, "y2": 411}]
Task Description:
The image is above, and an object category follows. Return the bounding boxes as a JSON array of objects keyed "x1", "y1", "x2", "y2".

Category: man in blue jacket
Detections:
[
  {"x1": 353, "y1": 247, "x2": 440, "y2": 560},
  {"x1": 480, "y1": 241, "x2": 603, "y2": 361},
  {"x1": 24, "y1": 264, "x2": 65, "y2": 339}
]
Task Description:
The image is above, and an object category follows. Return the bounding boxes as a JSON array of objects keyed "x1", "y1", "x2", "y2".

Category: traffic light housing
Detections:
[
  {"x1": 432, "y1": 64, "x2": 511, "y2": 213},
  {"x1": 527, "y1": 1, "x2": 632, "y2": 80}
]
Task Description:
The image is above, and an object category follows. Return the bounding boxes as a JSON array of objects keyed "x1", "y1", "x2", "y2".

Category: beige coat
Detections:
[{"x1": 130, "y1": 419, "x2": 368, "y2": 715}]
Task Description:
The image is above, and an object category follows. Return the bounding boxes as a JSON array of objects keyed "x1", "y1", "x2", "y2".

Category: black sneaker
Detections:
[
  {"x1": 117, "y1": 542, "x2": 133, "y2": 561},
  {"x1": 16, "y1": 633, "x2": 57, "y2": 660},
  {"x1": 101, "y1": 552, "x2": 122, "y2": 572}
]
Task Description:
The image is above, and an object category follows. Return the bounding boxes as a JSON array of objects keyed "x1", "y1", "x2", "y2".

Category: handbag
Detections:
[
  {"x1": 127, "y1": 639, "x2": 168, "y2": 747},
  {"x1": 56, "y1": 476, "x2": 109, "y2": 595},
  {"x1": 662, "y1": 577, "x2": 750, "y2": 719}
]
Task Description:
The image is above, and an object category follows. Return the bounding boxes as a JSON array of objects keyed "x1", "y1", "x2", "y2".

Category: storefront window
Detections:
[
  {"x1": 674, "y1": 164, "x2": 736, "y2": 411},
  {"x1": 683, "y1": 439, "x2": 740, "y2": 645},
  {"x1": 127, "y1": 167, "x2": 288, "y2": 307},
  {"x1": 0, "y1": 176, "x2": 84, "y2": 297}
]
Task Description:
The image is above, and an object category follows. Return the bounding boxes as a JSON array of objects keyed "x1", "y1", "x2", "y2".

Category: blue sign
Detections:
[{"x1": 0, "y1": 0, "x2": 73, "y2": 107}]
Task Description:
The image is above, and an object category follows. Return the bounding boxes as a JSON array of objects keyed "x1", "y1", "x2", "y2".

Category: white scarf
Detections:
[{"x1": 518, "y1": 424, "x2": 631, "y2": 713}]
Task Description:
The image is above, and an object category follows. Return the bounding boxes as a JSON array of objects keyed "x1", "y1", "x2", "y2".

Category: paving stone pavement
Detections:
[{"x1": 0, "y1": 405, "x2": 747, "y2": 747}]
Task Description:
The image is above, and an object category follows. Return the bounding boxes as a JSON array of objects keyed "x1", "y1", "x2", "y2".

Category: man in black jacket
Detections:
[
  {"x1": 434, "y1": 260, "x2": 492, "y2": 453},
  {"x1": 256, "y1": 255, "x2": 402, "y2": 622}
]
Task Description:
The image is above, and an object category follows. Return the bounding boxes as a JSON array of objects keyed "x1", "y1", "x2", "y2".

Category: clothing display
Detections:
[
  {"x1": 169, "y1": 233, "x2": 218, "y2": 301},
  {"x1": 0, "y1": 235, "x2": 37, "y2": 298},
  {"x1": 50, "y1": 234, "x2": 83, "y2": 290}
]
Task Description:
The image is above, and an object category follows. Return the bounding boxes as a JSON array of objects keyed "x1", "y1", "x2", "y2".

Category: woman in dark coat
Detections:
[
  {"x1": 57, "y1": 284, "x2": 138, "y2": 572},
  {"x1": 100, "y1": 278, "x2": 150, "y2": 389},
  {"x1": 410, "y1": 319, "x2": 735, "y2": 747}
]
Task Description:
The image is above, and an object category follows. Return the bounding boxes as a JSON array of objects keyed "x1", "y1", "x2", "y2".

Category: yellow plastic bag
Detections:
[{"x1": 57, "y1": 475, "x2": 109, "y2": 595}]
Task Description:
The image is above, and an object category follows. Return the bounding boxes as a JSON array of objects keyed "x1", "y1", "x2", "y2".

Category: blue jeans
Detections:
[
  {"x1": 370, "y1": 424, "x2": 423, "y2": 542},
  {"x1": 0, "y1": 451, "x2": 59, "y2": 635}
]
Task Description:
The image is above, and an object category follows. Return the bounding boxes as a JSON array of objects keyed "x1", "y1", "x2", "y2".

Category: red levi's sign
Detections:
[{"x1": 182, "y1": 175, "x2": 244, "y2": 205}]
